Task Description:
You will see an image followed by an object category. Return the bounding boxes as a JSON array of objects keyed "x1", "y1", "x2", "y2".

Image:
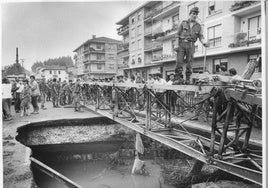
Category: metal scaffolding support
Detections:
[{"x1": 81, "y1": 81, "x2": 262, "y2": 185}]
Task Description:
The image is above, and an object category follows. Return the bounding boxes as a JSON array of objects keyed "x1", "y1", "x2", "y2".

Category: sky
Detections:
[{"x1": 1, "y1": 1, "x2": 145, "y2": 71}]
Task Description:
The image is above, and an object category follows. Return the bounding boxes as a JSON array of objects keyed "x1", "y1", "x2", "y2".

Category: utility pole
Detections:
[
  {"x1": 16, "y1": 47, "x2": 19, "y2": 64},
  {"x1": 16, "y1": 47, "x2": 19, "y2": 74}
]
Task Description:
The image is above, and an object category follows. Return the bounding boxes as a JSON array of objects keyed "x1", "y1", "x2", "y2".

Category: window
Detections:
[
  {"x1": 171, "y1": 40, "x2": 176, "y2": 54},
  {"x1": 54, "y1": 70, "x2": 57, "y2": 74},
  {"x1": 138, "y1": 40, "x2": 142, "y2": 49},
  {"x1": 195, "y1": 45, "x2": 198, "y2": 52},
  {"x1": 248, "y1": 15, "x2": 261, "y2": 40},
  {"x1": 96, "y1": 43, "x2": 102, "y2": 49},
  {"x1": 213, "y1": 58, "x2": 228, "y2": 73},
  {"x1": 131, "y1": 28, "x2": 136, "y2": 38},
  {"x1": 138, "y1": 13, "x2": 141, "y2": 21},
  {"x1": 131, "y1": 17, "x2": 135, "y2": 24},
  {"x1": 58, "y1": 71, "x2": 61, "y2": 74},
  {"x1": 97, "y1": 54, "x2": 102, "y2": 60},
  {"x1": 138, "y1": 54, "x2": 142, "y2": 63},
  {"x1": 97, "y1": 64, "x2": 102, "y2": 70},
  {"x1": 188, "y1": 2, "x2": 198, "y2": 14},
  {"x1": 207, "y1": 24, "x2": 222, "y2": 48},
  {"x1": 208, "y1": 1, "x2": 216, "y2": 15},
  {"x1": 248, "y1": 54, "x2": 261, "y2": 72},
  {"x1": 49, "y1": 71, "x2": 52, "y2": 74},
  {"x1": 132, "y1": 42, "x2": 135, "y2": 51},
  {"x1": 132, "y1": 56, "x2": 135, "y2": 64},
  {"x1": 107, "y1": 54, "x2": 115, "y2": 60},
  {"x1": 137, "y1": 25, "x2": 142, "y2": 36},
  {"x1": 172, "y1": 14, "x2": 179, "y2": 28}
]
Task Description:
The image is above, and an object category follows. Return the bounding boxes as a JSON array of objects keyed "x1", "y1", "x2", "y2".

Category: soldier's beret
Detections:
[{"x1": 190, "y1": 7, "x2": 199, "y2": 15}]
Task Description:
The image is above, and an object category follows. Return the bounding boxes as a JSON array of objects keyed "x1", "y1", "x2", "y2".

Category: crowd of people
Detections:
[
  {"x1": 2, "y1": 75, "x2": 86, "y2": 121},
  {"x1": 2, "y1": 67, "x2": 241, "y2": 122}
]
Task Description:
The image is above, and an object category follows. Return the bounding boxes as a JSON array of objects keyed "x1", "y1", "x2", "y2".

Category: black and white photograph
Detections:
[{"x1": 1, "y1": 1, "x2": 266, "y2": 188}]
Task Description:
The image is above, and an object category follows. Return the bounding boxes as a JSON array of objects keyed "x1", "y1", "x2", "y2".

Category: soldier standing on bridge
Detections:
[
  {"x1": 51, "y1": 78, "x2": 60, "y2": 108},
  {"x1": 73, "y1": 79, "x2": 82, "y2": 112},
  {"x1": 175, "y1": 7, "x2": 208, "y2": 84}
]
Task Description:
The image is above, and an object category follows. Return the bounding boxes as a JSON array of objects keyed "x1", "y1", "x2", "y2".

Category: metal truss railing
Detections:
[{"x1": 79, "y1": 81, "x2": 262, "y2": 185}]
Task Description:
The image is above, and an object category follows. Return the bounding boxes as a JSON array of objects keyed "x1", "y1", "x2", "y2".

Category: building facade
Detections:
[
  {"x1": 36, "y1": 66, "x2": 69, "y2": 81},
  {"x1": 73, "y1": 35, "x2": 122, "y2": 79},
  {"x1": 116, "y1": 1, "x2": 261, "y2": 80}
]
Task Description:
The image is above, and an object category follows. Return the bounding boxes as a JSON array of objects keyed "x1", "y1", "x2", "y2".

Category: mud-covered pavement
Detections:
[{"x1": 2, "y1": 102, "x2": 99, "y2": 188}]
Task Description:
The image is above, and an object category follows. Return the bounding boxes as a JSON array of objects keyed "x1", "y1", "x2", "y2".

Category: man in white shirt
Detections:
[
  {"x1": 2, "y1": 78, "x2": 13, "y2": 121},
  {"x1": 167, "y1": 74, "x2": 175, "y2": 85},
  {"x1": 146, "y1": 74, "x2": 155, "y2": 85}
]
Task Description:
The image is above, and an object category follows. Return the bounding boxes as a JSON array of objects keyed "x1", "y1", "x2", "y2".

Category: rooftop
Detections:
[
  {"x1": 42, "y1": 66, "x2": 67, "y2": 71},
  {"x1": 116, "y1": 1, "x2": 160, "y2": 25},
  {"x1": 73, "y1": 36, "x2": 122, "y2": 52}
]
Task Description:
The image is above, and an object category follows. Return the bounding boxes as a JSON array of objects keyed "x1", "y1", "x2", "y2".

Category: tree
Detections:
[
  {"x1": 31, "y1": 56, "x2": 74, "y2": 73},
  {"x1": 31, "y1": 61, "x2": 44, "y2": 73},
  {"x1": 2, "y1": 63, "x2": 27, "y2": 76}
]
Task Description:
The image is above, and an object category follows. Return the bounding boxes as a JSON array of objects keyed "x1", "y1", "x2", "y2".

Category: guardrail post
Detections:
[
  {"x1": 146, "y1": 87, "x2": 151, "y2": 130},
  {"x1": 210, "y1": 91, "x2": 219, "y2": 155},
  {"x1": 218, "y1": 101, "x2": 232, "y2": 156},
  {"x1": 113, "y1": 86, "x2": 119, "y2": 118},
  {"x1": 242, "y1": 105, "x2": 256, "y2": 151},
  {"x1": 95, "y1": 85, "x2": 99, "y2": 111}
]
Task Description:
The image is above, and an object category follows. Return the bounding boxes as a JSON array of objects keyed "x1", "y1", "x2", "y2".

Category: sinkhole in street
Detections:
[{"x1": 16, "y1": 117, "x2": 258, "y2": 188}]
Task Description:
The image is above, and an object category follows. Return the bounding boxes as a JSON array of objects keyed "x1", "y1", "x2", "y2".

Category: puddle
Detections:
[{"x1": 32, "y1": 159, "x2": 175, "y2": 188}]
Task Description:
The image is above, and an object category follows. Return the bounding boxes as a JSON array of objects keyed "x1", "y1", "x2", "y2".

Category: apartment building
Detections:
[
  {"x1": 36, "y1": 66, "x2": 69, "y2": 81},
  {"x1": 117, "y1": 1, "x2": 262, "y2": 80},
  {"x1": 73, "y1": 35, "x2": 122, "y2": 79}
]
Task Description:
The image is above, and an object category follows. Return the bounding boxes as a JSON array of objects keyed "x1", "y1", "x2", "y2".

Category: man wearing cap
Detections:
[{"x1": 175, "y1": 7, "x2": 208, "y2": 84}]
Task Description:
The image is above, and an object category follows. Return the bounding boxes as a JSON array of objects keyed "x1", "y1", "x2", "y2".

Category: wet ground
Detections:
[
  {"x1": 2, "y1": 102, "x2": 100, "y2": 188},
  {"x1": 33, "y1": 159, "x2": 175, "y2": 188},
  {"x1": 3, "y1": 101, "x2": 262, "y2": 188}
]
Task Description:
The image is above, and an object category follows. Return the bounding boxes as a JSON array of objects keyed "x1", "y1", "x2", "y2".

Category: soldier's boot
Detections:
[
  {"x1": 186, "y1": 70, "x2": 192, "y2": 85},
  {"x1": 20, "y1": 110, "x2": 24, "y2": 117}
]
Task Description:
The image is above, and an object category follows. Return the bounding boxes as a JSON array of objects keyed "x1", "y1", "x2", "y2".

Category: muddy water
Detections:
[{"x1": 32, "y1": 159, "x2": 175, "y2": 188}]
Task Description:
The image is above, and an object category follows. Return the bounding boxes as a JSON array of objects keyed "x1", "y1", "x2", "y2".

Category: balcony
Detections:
[
  {"x1": 83, "y1": 48, "x2": 90, "y2": 54},
  {"x1": 117, "y1": 50, "x2": 129, "y2": 59},
  {"x1": 144, "y1": 41, "x2": 162, "y2": 52},
  {"x1": 154, "y1": 24, "x2": 178, "y2": 41},
  {"x1": 152, "y1": 54, "x2": 176, "y2": 62},
  {"x1": 83, "y1": 69, "x2": 90, "y2": 73},
  {"x1": 144, "y1": 27, "x2": 153, "y2": 37},
  {"x1": 228, "y1": 30, "x2": 261, "y2": 49},
  {"x1": 153, "y1": 2, "x2": 180, "y2": 20},
  {"x1": 230, "y1": 1, "x2": 261, "y2": 16},
  {"x1": 89, "y1": 47, "x2": 105, "y2": 53},
  {"x1": 83, "y1": 59, "x2": 89, "y2": 64},
  {"x1": 118, "y1": 62, "x2": 129, "y2": 69},
  {"x1": 117, "y1": 25, "x2": 129, "y2": 35},
  {"x1": 89, "y1": 60, "x2": 106, "y2": 64}
]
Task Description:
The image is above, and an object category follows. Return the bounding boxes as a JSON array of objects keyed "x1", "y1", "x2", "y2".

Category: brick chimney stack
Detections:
[{"x1": 92, "y1": 35, "x2": 96, "y2": 39}]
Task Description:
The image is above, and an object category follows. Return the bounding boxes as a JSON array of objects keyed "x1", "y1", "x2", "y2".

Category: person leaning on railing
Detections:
[{"x1": 172, "y1": 73, "x2": 186, "y2": 117}]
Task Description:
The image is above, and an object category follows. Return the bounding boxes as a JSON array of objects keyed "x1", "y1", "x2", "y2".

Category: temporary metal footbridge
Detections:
[{"x1": 80, "y1": 81, "x2": 262, "y2": 185}]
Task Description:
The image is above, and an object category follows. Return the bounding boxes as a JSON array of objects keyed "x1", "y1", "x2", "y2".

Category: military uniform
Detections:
[
  {"x1": 176, "y1": 7, "x2": 204, "y2": 82},
  {"x1": 51, "y1": 81, "x2": 59, "y2": 107},
  {"x1": 39, "y1": 81, "x2": 49, "y2": 109},
  {"x1": 59, "y1": 82, "x2": 67, "y2": 106},
  {"x1": 73, "y1": 82, "x2": 82, "y2": 111},
  {"x1": 62, "y1": 83, "x2": 73, "y2": 105}
]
